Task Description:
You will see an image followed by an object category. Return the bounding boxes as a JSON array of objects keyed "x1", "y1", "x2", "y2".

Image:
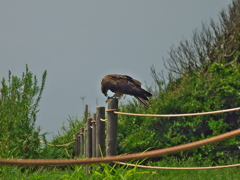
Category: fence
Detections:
[
  {"x1": 75, "y1": 100, "x2": 240, "y2": 160},
  {"x1": 0, "y1": 101, "x2": 240, "y2": 167},
  {"x1": 74, "y1": 98, "x2": 118, "y2": 158}
]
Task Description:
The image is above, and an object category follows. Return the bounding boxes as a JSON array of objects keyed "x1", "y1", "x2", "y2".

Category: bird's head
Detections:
[
  {"x1": 102, "y1": 90, "x2": 108, "y2": 97},
  {"x1": 101, "y1": 81, "x2": 108, "y2": 97}
]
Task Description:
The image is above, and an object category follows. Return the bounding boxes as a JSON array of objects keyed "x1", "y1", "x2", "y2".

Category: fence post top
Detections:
[
  {"x1": 96, "y1": 106, "x2": 105, "y2": 108},
  {"x1": 106, "y1": 109, "x2": 119, "y2": 112}
]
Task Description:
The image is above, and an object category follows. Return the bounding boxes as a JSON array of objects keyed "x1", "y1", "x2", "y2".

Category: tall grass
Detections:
[{"x1": 42, "y1": 116, "x2": 84, "y2": 159}]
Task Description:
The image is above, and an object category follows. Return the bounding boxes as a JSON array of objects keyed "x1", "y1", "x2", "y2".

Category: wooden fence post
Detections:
[
  {"x1": 80, "y1": 127, "x2": 84, "y2": 156},
  {"x1": 96, "y1": 106, "x2": 105, "y2": 157},
  {"x1": 106, "y1": 98, "x2": 118, "y2": 157},
  {"x1": 86, "y1": 117, "x2": 92, "y2": 158},
  {"x1": 75, "y1": 132, "x2": 80, "y2": 157},
  {"x1": 84, "y1": 124, "x2": 87, "y2": 157},
  {"x1": 84, "y1": 104, "x2": 88, "y2": 123},
  {"x1": 91, "y1": 113, "x2": 96, "y2": 158}
]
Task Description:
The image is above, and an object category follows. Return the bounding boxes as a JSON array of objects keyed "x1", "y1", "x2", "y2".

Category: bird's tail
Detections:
[{"x1": 134, "y1": 96, "x2": 150, "y2": 109}]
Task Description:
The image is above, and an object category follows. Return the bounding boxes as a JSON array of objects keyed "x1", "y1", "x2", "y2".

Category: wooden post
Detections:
[
  {"x1": 96, "y1": 106, "x2": 105, "y2": 157},
  {"x1": 86, "y1": 117, "x2": 92, "y2": 158},
  {"x1": 106, "y1": 98, "x2": 118, "y2": 157},
  {"x1": 91, "y1": 113, "x2": 96, "y2": 158},
  {"x1": 75, "y1": 132, "x2": 80, "y2": 157},
  {"x1": 84, "y1": 124, "x2": 87, "y2": 157},
  {"x1": 80, "y1": 127, "x2": 84, "y2": 156},
  {"x1": 84, "y1": 104, "x2": 88, "y2": 123}
]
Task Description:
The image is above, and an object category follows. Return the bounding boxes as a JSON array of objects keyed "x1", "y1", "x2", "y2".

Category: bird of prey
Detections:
[{"x1": 101, "y1": 74, "x2": 152, "y2": 108}]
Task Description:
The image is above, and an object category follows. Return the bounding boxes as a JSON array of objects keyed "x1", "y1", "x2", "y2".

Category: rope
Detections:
[
  {"x1": 106, "y1": 109, "x2": 119, "y2": 112},
  {"x1": 114, "y1": 161, "x2": 240, "y2": 170},
  {"x1": 40, "y1": 140, "x2": 75, "y2": 147},
  {"x1": 1, "y1": 128, "x2": 240, "y2": 166},
  {"x1": 114, "y1": 107, "x2": 240, "y2": 117}
]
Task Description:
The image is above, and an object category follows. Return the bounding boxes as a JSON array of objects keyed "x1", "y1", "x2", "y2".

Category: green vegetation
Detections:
[
  {"x1": 0, "y1": 65, "x2": 47, "y2": 159},
  {"x1": 118, "y1": 0, "x2": 240, "y2": 161},
  {"x1": 0, "y1": 159, "x2": 240, "y2": 180},
  {"x1": 43, "y1": 116, "x2": 84, "y2": 159},
  {"x1": 1, "y1": 0, "x2": 240, "y2": 179},
  {"x1": 118, "y1": 62, "x2": 240, "y2": 161}
]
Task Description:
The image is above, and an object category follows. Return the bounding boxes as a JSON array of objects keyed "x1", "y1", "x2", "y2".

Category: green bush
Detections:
[
  {"x1": 118, "y1": 0, "x2": 240, "y2": 160},
  {"x1": 0, "y1": 65, "x2": 47, "y2": 158},
  {"x1": 118, "y1": 61, "x2": 240, "y2": 161}
]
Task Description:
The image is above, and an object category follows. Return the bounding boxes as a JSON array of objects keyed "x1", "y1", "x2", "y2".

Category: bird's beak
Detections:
[{"x1": 105, "y1": 96, "x2": 110, "y2": 103}]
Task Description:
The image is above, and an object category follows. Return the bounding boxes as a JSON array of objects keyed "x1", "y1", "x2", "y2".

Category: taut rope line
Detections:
[
  {"x1": 1, "y1": 128, "x2": 240, "y2": 166},
  {"x1": 114, "y1": 161, "x2": 240, "y2": 170},
  {"x1": 114, "y1": 107, "x2": 240, "y2": 117}
]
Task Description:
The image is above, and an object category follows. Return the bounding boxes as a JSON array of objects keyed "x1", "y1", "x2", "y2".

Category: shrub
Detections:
[{"x1": 0, "y1": 65, "x2": 47, "y2": 158}]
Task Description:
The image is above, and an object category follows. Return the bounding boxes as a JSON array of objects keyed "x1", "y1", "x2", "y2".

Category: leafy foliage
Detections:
[
  {"x1": 118, "y1": 0, "x2": 240, "y2": 161},
  {"x1": 1, "y1": 1, "x2": 240, "y2": 179},
  {"x1": 0, "y1": 65, "x2": 47, "y2": 158}
]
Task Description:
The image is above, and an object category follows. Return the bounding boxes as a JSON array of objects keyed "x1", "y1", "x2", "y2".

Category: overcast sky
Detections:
[{"x1": 0, "y1": 1, "x2": 232, "y2": 140}]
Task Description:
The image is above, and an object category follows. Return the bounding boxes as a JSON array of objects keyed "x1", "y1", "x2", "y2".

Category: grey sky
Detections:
[{"x1": 0, "y1": 1, "x2": 232, "y2": 140}]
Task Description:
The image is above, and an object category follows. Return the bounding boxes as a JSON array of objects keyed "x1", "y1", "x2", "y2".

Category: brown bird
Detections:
[{"x1": 101, "y1": 74, "x2": 152, "y2": 108}]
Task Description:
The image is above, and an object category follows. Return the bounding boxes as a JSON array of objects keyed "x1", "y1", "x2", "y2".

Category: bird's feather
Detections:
[{"x1": 101, "y1": 74, "x2": 152, "y2": 108}]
